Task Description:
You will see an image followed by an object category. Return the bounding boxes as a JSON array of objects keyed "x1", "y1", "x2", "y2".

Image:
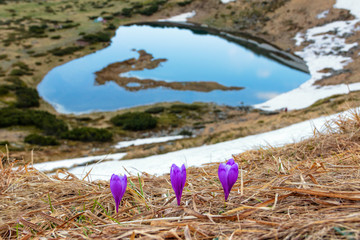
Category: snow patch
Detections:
[
  {"x1": 255, "y1": 0, "x2": 360, "y2": 111},
  {"x1": 334, "y1": 0, "x2": 360, "y2": 19},
  {"x1": 294, "y1": 32, "x2": 304, "y2": 46},
  {"x1": 34, "y1": 153, "x2": 127, "y2": 172},
  {"x1": 114, "y1": 135, "x2": 185, "y2": 149},
  {"x1": 317, "y1": 10, "x2": 329, "y2": 19},
  {"x1": 159, "y1": 11, "x2": 196, "y2": 22},
  {"x1": 40, "y1": 108, "x2": 356, "y2": 181},
  {"x1": 221, "y1": 0, "x2": 236, "y2": 3}
]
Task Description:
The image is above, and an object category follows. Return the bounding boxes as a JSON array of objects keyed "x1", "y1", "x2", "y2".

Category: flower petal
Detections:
[
  {"x1": 170, "y1": 164, "x2": 180, "y2": 194},
  {"x1": 218, "y1": 163, "x2": 229, "y2": 200},
  {"x1": 170, "y1": 164, "x2": 181, "y2": 205},
  {"x1": 119, "y1": 175, "x2": 127, "y2": 201},
  {"x1": 181, "y1": 164, "x2": 186, "y2": 190},
  {"x1": 110, "y1": 174, "x2": 127, "y2": 213},
  {"x1": 227, "y1": 162, "x2": 239, "y2": 193},
  {"x1": 226, "y1": 158, "x2": 235, "y2": 166},
  {"x1": 170, "y1": 164, "x2": 186, "y2": 205}
]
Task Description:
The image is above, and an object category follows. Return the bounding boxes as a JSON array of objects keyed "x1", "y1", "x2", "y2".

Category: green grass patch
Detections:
[
  {"x1": 81, "y1": 31, "x2": 111, "y2": 44},
  {"x1": 111, "y1": 112, "x2": 157, "y2": 131},
  {"x1": 15, "y1": 87, "x2": 40, "y2": 108},
  {"x1": 0, "y1": 108, "x2": 68, "y2": 136},
  {"x1": 49, "y1": 46, "x2": 83, "y2": 56},
  {"x1": 50, "y1": 35, "x2": 61, "y2": 39},
  {"x1": 309, "y1": 94, "x2": 342, "y2": 108},
  {"x1": 62, "y1": 127, "x2": 113, "y2": 142},
  {"x1": 169, "y1": 104, "x2": 201, "y2": 113},
  {"x1": 25, "y1": 133, "x2": 59, "y2": 146},
  {"x1": 9, "y1": 68, "x2": 29, "y2": 76},
  {"x1": 4, "y1": 76, "x2": 27, "y2": 89},
  {"x1": 0, "y1": 85, "x2": 10, "y2": 96},
  {"x1": 28, "y1": 24, "x2": 48, "y2": 35},
  {"x1": 177, "y1": 0, "x2": 193, "y2": 6},
  {"x1": 144, "y1": 106, "x2": 165, "y2": 114}
]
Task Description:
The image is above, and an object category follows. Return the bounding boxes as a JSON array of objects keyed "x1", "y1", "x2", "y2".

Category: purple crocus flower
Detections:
[
  {"x1": 218, "y1": 158, "x2": 239, "y2": 201},
  {"x1": 170, "y1": 164, "x2": 186, "y2": 206},
  {"x1": 110, "y1": 174, "x2": 127, "y2": 213}
]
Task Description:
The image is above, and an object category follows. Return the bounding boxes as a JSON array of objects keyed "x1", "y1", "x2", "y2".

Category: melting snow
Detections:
[
  {"x1": 36, "y1": 109, "x2": 356, "y2": 180},
  {"x1": 159, "y1": 11, "x2": 196, "y2": 22},
  {"x1": 34, "y1": 153, "x2": 127, "y2": 172},
  {"x1": 221, "y1": 0, "x2": 236, "y2": 3},
  {"x1": 114, "y1": 135, "x2": 185, "y2": 149},
  {"x1": 255, "y1": 0, "x2": 360, "y2": 110},
  {"x1": 317, "y1": 10, "x2": 329, "y2": 19}
]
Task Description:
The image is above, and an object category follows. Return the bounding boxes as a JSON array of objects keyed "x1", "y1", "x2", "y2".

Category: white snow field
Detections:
[
  {"x1": 159, "y1": 10, "x2": 196, "y2": 22},
  {"x1": 255, "y1": 0, "x2": 360, "y2": 110},
  {"x1": 114, "y1": 136, "x2": 185, "y2": 149},
  {"x1": 34, "y1": 108, "x2": 355, "y2": 180}
]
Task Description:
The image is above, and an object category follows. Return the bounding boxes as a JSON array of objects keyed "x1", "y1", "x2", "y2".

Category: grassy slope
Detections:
[
  {"x1": 1, "y1": 1, "x2": 360, "y2": 238},
  {"x1": 4, "y1": 90, "x2": 360, "y2": 164},
  {"x1": 1, "y1": 110, "x2": 360, "y2": 239},
  {"x1": 1, "y1": 0, "x2": 360, "y2": 164}
]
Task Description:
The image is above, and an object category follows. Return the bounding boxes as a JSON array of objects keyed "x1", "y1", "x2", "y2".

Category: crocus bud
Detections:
[
  {"x1": 110, "y1": 174, "x2": 127, "y2": 213},
  {"x1": 170, "y1": 164, "x2": 186, "y2": 206},
  {"x1": 218, "y1": 158, "x2": 239, "y2": 201}
]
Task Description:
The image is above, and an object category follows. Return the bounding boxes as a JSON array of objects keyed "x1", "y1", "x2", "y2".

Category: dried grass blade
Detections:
[
  {"x1": 307, "y1": 174, "x2": 319, "y2": 185},
  {"x1": 85, "y1": 211, "x2": 109, "y2": 224},
  {"x1": 57, "y1": 212, "x2": 85, "y2": 228},
  {"x1": 232, "y1": 229, "x2": 269, "y2": 234},
  {"x1": 306, "y1": 216, "x2": 360, "y2": 226},
  {"x1": 192, "y1": 194, "x2": 198, "y2": 212},
  {"x1": 184, "y1": 225, "x2": 192, "y2": 240},
  {"x1": 82, "y1": 169, "x2": 93, "y2": 181},
  {"x1": 0, "y1": 153, "x2": 3, "y2": 170},
  {"x1": 184, "y1": 208, "x2": 207, "y2": 219},
  {"x1": 118, "y1": 230, "x2": 139, "y2": 239},
  {"x1": 273, "y1": 187, "x2": 360, "y2": 200},
  {"x1": 223, "y1": 193, "x2": 290, "y2": 216},
  {"x1": 246, "y1": 218, "x2": 280, "y2": 226},
  {"x1": 19, "y1": 233, "x2": 32, "y2": 240},
  {"x1": 225, "y1": 194, "x2": 292, "y2": 220},
  {"x1": 19, "y1": 218, "x2": 42, "y2": 232},
  {"x1": 223, "y1": 205, "x2": 271, "y2": 215},
  {"x1": 119, "y1": 216, "x2": 197, "y2": 224},
  {"x1": 38, "y1": 212, "x2": 65, "y2": 225},
  {"x1": 130, "y1": 231, "x2": 135, "y2": 240},
  {"x1": 169, "y1": 229, "x2": 182, "y2": 240}
]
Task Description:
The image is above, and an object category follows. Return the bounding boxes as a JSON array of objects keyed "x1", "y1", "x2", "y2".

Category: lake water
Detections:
[{"x1": 38, "y1": 23, "x2": 310, "y2": 114}]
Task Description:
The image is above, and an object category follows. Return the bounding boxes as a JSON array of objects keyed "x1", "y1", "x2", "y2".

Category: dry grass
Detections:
[{"x1": 2, "y1": 111, "x2": 360, "y2": 239}]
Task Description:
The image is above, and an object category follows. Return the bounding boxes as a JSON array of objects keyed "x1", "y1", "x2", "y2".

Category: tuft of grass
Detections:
[
  {"x1": 111, "y1": 112, "x2": 157, "y2": 131},
  {"x1": 62, "y1": 127, "x2": 113, "y2": 142},
  {"x1": 25, "y1": 134, "x2": 59, "y2": 146},
  {"x1": 309, "y1": 94, "x2": 342, "y2": 108},
  {"x1": 48, "y1": 193, "x2": 54, "y2": 213}
]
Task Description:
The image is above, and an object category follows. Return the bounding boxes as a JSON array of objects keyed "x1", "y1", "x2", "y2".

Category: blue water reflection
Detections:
[{"x1": 38, "y1": 24, "x2": 310, "y2": 114}]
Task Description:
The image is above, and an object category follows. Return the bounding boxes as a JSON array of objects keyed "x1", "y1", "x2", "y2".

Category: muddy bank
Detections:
[{"x1": 95, "y1": 50, "x2": 243, "y2": 92}]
